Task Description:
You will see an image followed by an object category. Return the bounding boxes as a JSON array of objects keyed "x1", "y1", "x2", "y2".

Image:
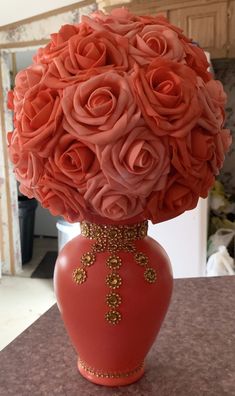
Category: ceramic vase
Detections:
[{"x1": 54, "y1": 220, "x2": 173, "y2": 386}]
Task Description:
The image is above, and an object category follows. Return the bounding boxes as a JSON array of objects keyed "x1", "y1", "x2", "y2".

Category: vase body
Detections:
[{"x1": 54, "y1": 220, "x2": 173, "y2": 386}]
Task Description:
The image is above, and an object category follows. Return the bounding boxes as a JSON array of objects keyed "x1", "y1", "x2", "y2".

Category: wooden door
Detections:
[
  {"x1": 228, "y1": 0, "x2": 235, "y2": 57},
  {"x1": 169, "y1": 2, "x2": 228, "y2": 58}
]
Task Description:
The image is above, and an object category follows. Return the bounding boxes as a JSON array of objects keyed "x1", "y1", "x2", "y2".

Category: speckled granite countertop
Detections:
[{"x1": 0, "y1": 277, "x2": 235, "y2": 396}]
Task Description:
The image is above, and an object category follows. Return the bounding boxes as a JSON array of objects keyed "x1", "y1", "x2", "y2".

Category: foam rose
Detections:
[
  {"x1": 13, "y1": 64, "x2": 47, "y2": 117},
  {"x1": 197, "y1": 78, "x2": 227, "y2": 133},
  {"x1": 182, "y1": 41, "x2": 211, "y2": 82},
  {"x1": 84, "y1": 9, "x2": 142, "y2": 39},
  {"x1": 84, "y1": 174, "x2": 145, "y2": 221},
  {"x1": 48, "y1": 29, "x2": 129, "y2": 82},
  {"x1": 16, "y1": 86, "x2": 63, "y2": 157},
  {"x1": 66, "y1": 30, "x2": 128, "y2": 70},
  {"x1": 212, "y1": 129, "x2": 232, "y2": 172},
  {"x1": 34, "y1": 177, "x2": 86, "y2": 222},
  {"x1": 136, "y1": 14, "x2": 186, "y2": 38},
  {"x1": 170, "y1": 126, "x2": 231, "y2": 179},
  {"x1": 52, "y1": 134, "x2": 99, "y2": 192},
  {"x1": 8, "y1": 131, "x2": 44, "y2": 188},
  {"x1": 62, "y1": 72, "x2": 140, "y2": 145},
  {"x1": 133, "y1": 58, "x2": 200, "y2": 137},
  {"x1": 34, "y1": 23, "x2": 91, "y2": 64},
  {"x1": 146, "y1": 176, "x2": 200, "y2": 223},
  {"x1": 129, "y1": 24, "x2": 185, "y2": 66},
  {"x1": 97, "y1": 123, "x2": 170, "y2": 196}
]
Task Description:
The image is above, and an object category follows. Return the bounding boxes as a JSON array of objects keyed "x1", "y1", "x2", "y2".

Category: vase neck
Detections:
[{"x1": 80, "y1": 220, "x2": 148, "y2": 242}]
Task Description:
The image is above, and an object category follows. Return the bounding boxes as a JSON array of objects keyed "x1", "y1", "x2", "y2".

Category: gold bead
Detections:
[
  {"x1": 90, "y1": 225, "x2": 103, "y2": 239},
  {"x1": 134, "y1": 252, "x2": 148, "y2": 266},
  {"x1": 106, "y1": 292, "x2": 122, "y2": 308},
  {"x1": 107, "y1": 227, "x2": 122, "y2": 240},
  {"x1": 139, "y1": 222, "x2": 148, "y2": 238},
  {"x1": 106, "y1": 255, "x2": 122, "y2": 270},
  {"x1": 92, "y1": 240, "x2": 106, "y2": 252},
  {"x1": 72, "y1": 268, "x2": 87, "y2": 285},
  {"x1": 81, "y1": 252, "x2": 96, "y2": 266},
  {"x1": 80, "y1": 222, "x2": 90, "y2": 238},
  {"x1": 107, "y1": 241, "x2": 120, "y2": 252},
  {"x1": 124, "y1": 226, "x2": 137, "y2": 241},
  {"x1": 105, "y1": 310, "x2": 122, "y2": 325},
  {"x1": 144, "y1": 267, "x2": 157, "y2": 283},
  {"x1": 106, "y1": 273, "x2": 122, "y2": 289},
  {"x1": 123, "y1": 243, "x2": 136, "y2": 253}
]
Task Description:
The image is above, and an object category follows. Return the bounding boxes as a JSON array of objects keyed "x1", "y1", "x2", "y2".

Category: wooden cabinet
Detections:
[
  {"x1": 169, "y1": 2, "x2": 227, "y2": 58},
  {"x1": 97, "y1": 0, "x2": 235, "y2": 59},
  {"x1": 228, "y1": 0, "x2": 235, "y2": 57}
]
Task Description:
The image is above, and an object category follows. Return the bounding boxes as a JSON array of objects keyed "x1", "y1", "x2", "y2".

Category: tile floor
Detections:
[{"x1": 0, "y1": 237, "x2": 58, "y2": 351}]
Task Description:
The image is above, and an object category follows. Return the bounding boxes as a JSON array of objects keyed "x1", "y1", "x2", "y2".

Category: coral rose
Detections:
[
  {"x1": 183, "y1": 41, "x2": 211, "y2": 82},
  {"x1": 65, "y1": 30, "x2": 128, "y2": 71},
  {"x1": 19, "y1": 185, "x2": 35, "y2": 199},
  {"x1": 13, "y1": 64, "x2": 47, "y2": 117},
  {"x1": 52, "y1": 134, "x2": 99, "y2": 192},
  {"x1": 212, "y1": 129, "x2": 232, "y2": 172},
  {"x1": 136, "y1": 14, "x2": 186, "y2": 38},
  {"x1": 34, "y1": 23, "x2": 90, "y2": 64},
  {"x1": 133, "y1": 58, "x2": 200, "y2": 137},
  {"x1": 35, "y1": 177, "x2": 86, "y2": 222},
  {"x1": 62, "y1": 72, "x2": 140, "y2": 145},
  {"x1": 129, "y1": 24, "x2": 185, "y2": 66},
  {"x1": 97, "y1": 123, "x2": 170, "y2": 196},
  {"x1": 197, "y1": 78, "x2": 227, "y2": 133},
  {"x1": 8, "y1": 131, "x2": 44, "y2": 188},
  {"x1": 170, "y1": 127, "x2": 231, "y2": 179},
  {"x1": 146, "y1": 176, "x2": 200, "y2": 223},
  {"x1": 84, "y1": 174, "x2": 145, "y2": 221},
  {"x1": 84, "y1": 9, "x2": 142, "y2": 39},
  {"x1": 16, "y1": 86, "x2": 63, "y2": 157},
  {"x1": 47, "y1": 29, "x2": 129, "y2": 82}
]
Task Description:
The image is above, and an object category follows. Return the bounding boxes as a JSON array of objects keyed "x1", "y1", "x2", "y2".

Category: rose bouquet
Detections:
[{"x1": 8, "y1": 8, "x2": 231, "y2": 224}]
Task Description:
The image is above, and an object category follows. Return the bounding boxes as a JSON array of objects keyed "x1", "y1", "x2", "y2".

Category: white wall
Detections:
[
  {"x1": 0, "y1": 0, "x2": 81, "y2": 27},
  {"x1": 148, "y1": 198, "x2": 208, "y2": 279}
]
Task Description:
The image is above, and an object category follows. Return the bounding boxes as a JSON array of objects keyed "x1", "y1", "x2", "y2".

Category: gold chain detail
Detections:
[
  {"x1": 73, "y1": 221, "x2": 157, "y2": 325},
  {"x1": 79, "y1": 358, "x2": 144, "y2": 379}
]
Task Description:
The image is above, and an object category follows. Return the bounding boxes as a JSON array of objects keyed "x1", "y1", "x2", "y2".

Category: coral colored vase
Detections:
[{"x1": 54, "y1": 219, "x2": 173, "y2": 386}]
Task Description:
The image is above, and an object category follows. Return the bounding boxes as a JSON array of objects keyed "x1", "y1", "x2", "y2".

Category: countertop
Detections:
[{"x1": 0, "y1": 276, "x2": 235, "y2": 396}]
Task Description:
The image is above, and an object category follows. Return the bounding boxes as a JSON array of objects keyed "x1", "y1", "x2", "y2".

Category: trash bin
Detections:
[
  {"x1": 18, "y1": 196, "x2": 38, "y2": 264},
  {"x1": 56, "y1": 220, "x2": 80, "y2": 251}
]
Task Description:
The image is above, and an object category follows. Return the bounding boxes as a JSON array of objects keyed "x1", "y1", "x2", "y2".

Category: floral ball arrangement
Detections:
[{"x1": 8, "y1": 8, "x2": 231, "y2": 223}]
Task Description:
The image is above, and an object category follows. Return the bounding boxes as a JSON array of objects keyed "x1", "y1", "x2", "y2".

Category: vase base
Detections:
[{"x1": 78, "y1": 358, "x2": 144, "y2": 386}]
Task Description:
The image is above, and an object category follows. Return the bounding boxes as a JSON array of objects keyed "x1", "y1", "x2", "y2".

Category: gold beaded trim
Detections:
[
  {"x1": 73, "y1": 221, "x2": 157, "y2": 325},
  {"x1": 79, "y1": 358, "x2": 144, "y2": 379},
  {"x1": 80, "y1": 221, "x2": 148, "y2": 241}
]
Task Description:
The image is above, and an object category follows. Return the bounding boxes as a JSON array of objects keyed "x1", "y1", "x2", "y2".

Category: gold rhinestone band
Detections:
[
  {"x1": 80, "y1": 221, "x2": 148, "y2": 241},
  {"x1": 79, "y1": 358, "x2": 144, "y2": 379}
]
